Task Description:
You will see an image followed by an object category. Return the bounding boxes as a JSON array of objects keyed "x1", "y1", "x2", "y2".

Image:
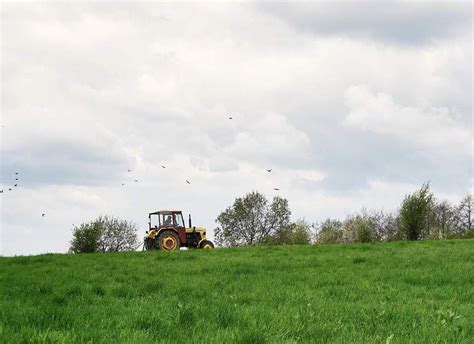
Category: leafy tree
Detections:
[
  {"x1": 70, "y1": 216, "x2": 139, "y2": 253},
  {"x1": 215, "y1": 191, "x2": 291, "y2": 246},
  {"x1": 400, "y1": 183, "x2": 434, "y2": 240},
  {"x1": 70, "y1": 221, "x2": 103, "y2": 253}
]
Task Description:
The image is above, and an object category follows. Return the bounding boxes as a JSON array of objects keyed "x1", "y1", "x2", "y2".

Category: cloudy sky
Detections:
[{"x1": 1, "y1": 1, "x2": 472, "y2": 256}]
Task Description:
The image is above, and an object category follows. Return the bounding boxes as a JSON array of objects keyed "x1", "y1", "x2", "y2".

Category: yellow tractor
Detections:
[{"x1": 143, "y1": 210, "x2": 214, "y2": 251}]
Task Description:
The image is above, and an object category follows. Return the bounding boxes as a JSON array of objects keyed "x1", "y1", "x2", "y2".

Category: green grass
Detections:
[{"x1": 1, "y1": 240, "x2": 473, "y2": 343}]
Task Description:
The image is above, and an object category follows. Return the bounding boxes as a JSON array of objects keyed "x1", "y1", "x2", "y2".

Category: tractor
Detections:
[{"x1": 143, "y1": 210, "x2": 214, "y2": 251}]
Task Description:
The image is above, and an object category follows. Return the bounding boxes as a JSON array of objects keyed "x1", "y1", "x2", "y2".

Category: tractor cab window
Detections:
[
  {"x1": 162, "y1": 214, "x2": 173, "y2": 226},
  {"x1": 174, "y1": 214, "x2": 185, "y2": 228},
  {"x1": 150, "y1": 215, "x2": 159, "y2": 228}
]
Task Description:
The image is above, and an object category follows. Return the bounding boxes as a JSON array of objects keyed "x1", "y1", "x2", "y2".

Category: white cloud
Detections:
[{"x1": 343, "y1": 85, "x2": 471, "y2": 156}]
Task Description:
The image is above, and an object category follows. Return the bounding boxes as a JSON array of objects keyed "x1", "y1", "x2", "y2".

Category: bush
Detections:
[
  {"x1": 267, "y1": 219, "x2": 312, "y2": 245},
  {"x1": 341, "y1": 216, "x2": 374, "y2": 243},
  {"x1": 315, "y1": 219, "x2": 343, "y2": 244}
]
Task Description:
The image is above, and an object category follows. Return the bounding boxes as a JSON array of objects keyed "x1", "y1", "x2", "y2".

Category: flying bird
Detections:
[
  {"x1": 0, "y1": 190, "x2": 3, "y2": 193},
  {"x1": 15, "y1": 178, "x2": 18, "y2": 181},
  {"x1": 228, "y1": 116, "x2": 233, "y2": 120},
  {"x1": 42, "y1": 213, "x2": 46, "y2": 217},
  {"x1": 128, "y1": 169, "x2": 132, "y2": 173},
  {"x1": 186, "y1": 180, "x2": 191, "y2": 184},
  {"x1": 14, "y1": 184, "x2": 18, "y2": 187},
  {"x1": 121, "y1": 183, "x2": 125, "y2": 186},
  {"x1": 134, "y1": 179, "x2": 138, "y2": 182},
  {"x1": 15, "y1": 172, "x2": 18, "y2": 175},
  {"x1": 8, "y1": 188, "x2": 12, "y2": 191},
  {"x1": 161, "y1": 165, "x2": 166, "y2": 169},
  {"x1": 273, "y1": 188, "x2": 280, "y2": 191},
  {"x1": 267, "y1": 169, "x2": 272, "y2": 173}
]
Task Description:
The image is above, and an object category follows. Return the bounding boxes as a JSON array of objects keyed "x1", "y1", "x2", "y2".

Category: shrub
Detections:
[
  {"x1": 267, "y1": 219, "x2": 312, "y2": 245},
  {"x1": 315, "y1": 219, "x2": 343, "y2": 244}
]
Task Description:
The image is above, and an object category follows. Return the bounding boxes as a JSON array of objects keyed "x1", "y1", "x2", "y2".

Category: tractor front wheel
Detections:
[
  {"x1": 158, "y1": 230, "x2": 180, "y2": 251},
  {"x1": 199, "y1": 240, "x2": 214, "y2": 249}
]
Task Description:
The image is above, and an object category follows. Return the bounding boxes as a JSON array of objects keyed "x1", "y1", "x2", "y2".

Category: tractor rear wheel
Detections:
[
  {"x1": 199, "y1": 240, "x2": 214, "y2": 249},
  {"x1": 158, "y1": 230, "x2": 180, "y2": 251}
]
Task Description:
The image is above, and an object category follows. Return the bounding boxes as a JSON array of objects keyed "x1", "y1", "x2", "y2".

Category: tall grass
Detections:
[{"x1": 1, "y1": 240, "x2": 473, "y2": 343}]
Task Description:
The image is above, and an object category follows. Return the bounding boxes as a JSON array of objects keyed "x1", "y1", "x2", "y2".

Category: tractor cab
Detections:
[{"x1": 144, "y1": 210, "x2": 214, "y2": 251}]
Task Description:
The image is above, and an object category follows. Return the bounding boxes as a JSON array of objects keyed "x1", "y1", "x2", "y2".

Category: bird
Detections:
[
  {"x1": 121, "y1": 183, "x2": 125, "y2": 186},
  {"x1": 186, "y1": 180, "x2": 191, "y2": 184},
  {"x1": 228, "y1": 116, "x2": 233, "y2": 120},
  {"x1": 15, "y1": 172, "x2": 18, "y2": 175},
  {"x1": 0, "y1": 190, "x2": 3, "y2": 193},
  {"x1": 14, "y1": 184, "x2": 17, "y2": 187},
  {"x1": 8, "y1": 188, "x2": 12, "y2": 191},
  {"x1": 42, "y1": 213, "x2": 46, "y2": 217},
  {"x1": 127, "y1": 169, "x2": 132, "y2": 173},
  {"x1": 134, "y1": 179, "x2": 138, "y2": 182},
  {"x1": 15, "y1": 178, "x2": 18, "y2": 181},
  {"x1": 161, "y1": 165, "x2": 166, "y2": 169},
  {"x1": 267, "y1": 169, "x2": 272, "y2": 173},
  {"x1": 273, "y1": 188, "x2": 280, "y2": 191}
]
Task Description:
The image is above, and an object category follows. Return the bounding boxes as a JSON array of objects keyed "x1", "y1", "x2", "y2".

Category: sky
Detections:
[{"x1": 1, "y1": 1, "x2": 472, "y2": 256}]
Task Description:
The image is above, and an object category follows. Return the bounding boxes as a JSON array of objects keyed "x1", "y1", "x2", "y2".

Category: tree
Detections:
[
  {"x1": 70, "y1": 221, "x2": 103, "y2": 253},
  {"x1": 457, "y1": 194, "x2": 473, "y2": 233},
  {"x1": 366, "y1": 209, "x2": 400, "y2": 241},
  {"x1": 399, "y1": 183, "x2": 434, "y2": 240},
  {"x1": 215, "y1": 191, "x2": 291, "y2": 246},
  {"x1": 97, "y1": 216, "x2": 140, "y2": 252},
  {"x1": 430, "y1": 200, "x2": 457, "y2": 239},
  {"x1": 70, "y1": 216, "x2": 139, "y2": 253}
]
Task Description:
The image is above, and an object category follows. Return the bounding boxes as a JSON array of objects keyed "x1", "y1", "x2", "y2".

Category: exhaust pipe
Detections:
[{"x1": 188, "y1": 214, "x2": 192, "y2": 228}]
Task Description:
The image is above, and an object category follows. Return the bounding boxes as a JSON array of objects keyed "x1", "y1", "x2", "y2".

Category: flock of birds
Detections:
[
  {"x1": 0, "y1": 172, "x2": 46, "y2": 217},
  {"x1": 0, "y1": 172, "x2": 19, "y2": 193},
  {"x1": 1, "y1": 116, "x2": 280, "y2": 219},
  {"x1": 119, "y1": 116, "x2": 280, "y2": 191}
]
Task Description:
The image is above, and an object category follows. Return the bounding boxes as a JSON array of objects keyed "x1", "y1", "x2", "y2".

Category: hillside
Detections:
[{"x1": 1, "y1": 240, "x2": 473, "y2": 343}]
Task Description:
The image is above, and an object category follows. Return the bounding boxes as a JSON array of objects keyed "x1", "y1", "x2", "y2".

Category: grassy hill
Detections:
[{"x1": 1, "y1": 240, "x2": 473, "y2": 343}]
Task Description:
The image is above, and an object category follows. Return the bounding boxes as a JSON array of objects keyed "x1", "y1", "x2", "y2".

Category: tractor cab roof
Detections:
[{"x1": 149, "y1": 210, "x2": 182, "y2": 216}]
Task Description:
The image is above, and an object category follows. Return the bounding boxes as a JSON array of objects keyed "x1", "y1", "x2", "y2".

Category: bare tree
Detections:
[
  {"x1": 457, "y1": 194, "x2": 473, "y2": 233},
  {"x1": 430, "y1": 200, "x2": 457, "y2": 238}
]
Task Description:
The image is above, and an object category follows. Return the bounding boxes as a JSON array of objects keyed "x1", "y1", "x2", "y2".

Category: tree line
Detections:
[
  {"x1": 69, "y1": 183, "x2": 473, "y2": 253},
  {"x1": 215, "y1": 183, "x2": 473, "y2": 246}
]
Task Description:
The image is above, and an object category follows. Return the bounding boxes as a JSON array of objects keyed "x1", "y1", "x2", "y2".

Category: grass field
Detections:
[{"x1": 1, "y1": 240, "x2": 473, "y2": 343}]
